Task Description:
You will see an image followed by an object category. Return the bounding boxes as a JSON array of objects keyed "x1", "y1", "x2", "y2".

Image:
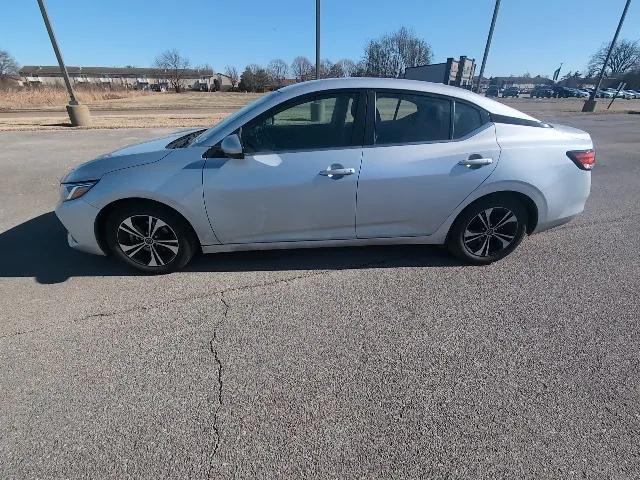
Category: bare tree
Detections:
[
  {"x1": 332, "y1": 59, "x2": 357, "y2": 77},
  {"x1": 324, "y1": 59, "x2": 358, "y2": 78},
  {"x1": 0, "y1": 50, "x2": 19, "y2": 79},
  {"x1": 316, "y1": 59, "x2": 334, "y2": 78},
  {"x1": 587, "y1": 39, "x2": 640, "y2": 76},
  {"x1": 351, "y1": 60, "x2": 368, "y2": 77},
  {"x1": 196, "y1": 63, "x2": 213, "y2": 72},
  {"x1": 225, "y1": 66, "x2": 239, "y2": 88},
  {"x1": 154, "y1": 49, "x2": 190, "y2": 93},
  {"x1": 362, "y1": 27, "x2": 432, "y2": 78},
  {"x1": 327, "y1": 62, "x2": 345, "y2": 78},
  {"x1": 291, "y1": 56, "x2": 313, "y2": 82},
  {"x1": 561, "y1": 70, "x2": 573, "y2": 80},
  {"x1": 246, "y1": 64, "x2": 262, "y2": 75},
  {"x1": 268, "y1": 59, "x2": 288, "y2": 86}
]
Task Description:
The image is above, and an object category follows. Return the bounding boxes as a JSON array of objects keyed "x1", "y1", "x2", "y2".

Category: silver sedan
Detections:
[{"x1": 56, "y1": 78, "x2": 594, "y2": 273}]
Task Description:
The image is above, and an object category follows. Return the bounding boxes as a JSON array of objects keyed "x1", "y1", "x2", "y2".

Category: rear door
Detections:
[{"x1": 356, "y1": 90, "x2": 500, "y2": 238}]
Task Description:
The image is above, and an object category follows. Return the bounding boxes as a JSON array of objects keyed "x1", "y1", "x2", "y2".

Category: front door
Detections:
[
  {"x1": 356, "y1": 91, "x2": 501, "y2": 238},
  {"x1": 203, "y1": 90, "x2": 365, "y2": 244}
]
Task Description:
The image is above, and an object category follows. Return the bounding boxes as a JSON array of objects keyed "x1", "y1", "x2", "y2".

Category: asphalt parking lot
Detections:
[{"x1": 1, "y1": 113, "x2": 639, "y2": 478}]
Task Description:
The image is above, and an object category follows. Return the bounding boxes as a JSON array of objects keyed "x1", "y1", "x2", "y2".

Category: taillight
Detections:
[{"x1": 567, "y1": 149, "x2": 596, "y2": 170}]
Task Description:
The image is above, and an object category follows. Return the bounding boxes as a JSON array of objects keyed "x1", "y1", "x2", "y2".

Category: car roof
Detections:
[{"x1": 278, "y1": 78, "x2": 538, "y2": 121}]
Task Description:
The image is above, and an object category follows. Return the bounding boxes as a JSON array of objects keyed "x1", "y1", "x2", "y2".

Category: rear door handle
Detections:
[
  {"x1": 458, "y1": 157, "x2": 493, "y2": 167},
  {"x1": 318, "y1": 164, "x2": 356, "y2": 178}
]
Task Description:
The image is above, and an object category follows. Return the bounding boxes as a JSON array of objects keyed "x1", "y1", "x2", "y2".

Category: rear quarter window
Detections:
[{"x1": 453, "y1": 102, "x2": 489, "y2": 139}]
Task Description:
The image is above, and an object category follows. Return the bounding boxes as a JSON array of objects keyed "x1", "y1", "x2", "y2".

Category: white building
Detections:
[{"x1": 19, "y1": 66, "x2": 233, "y2": 91}]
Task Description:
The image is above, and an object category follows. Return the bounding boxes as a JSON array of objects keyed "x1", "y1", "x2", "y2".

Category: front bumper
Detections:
[{"x1": 55, "y1": 198, "x2": 105, "y2": 256}]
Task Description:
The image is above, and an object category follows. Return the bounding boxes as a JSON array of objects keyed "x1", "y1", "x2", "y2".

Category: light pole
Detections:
[
  {"x1": 582, "y1": 0, "x2": 632, "y2": 112},
  {"x1": 475, "y1": 0, "x2": 501, "y2": 93},
  {"x1": 36, "y1": 0, "x2": 91, "y2": 126},
  {"x1": 315, "y1": 0, "x2": 320, "y2": 80}
]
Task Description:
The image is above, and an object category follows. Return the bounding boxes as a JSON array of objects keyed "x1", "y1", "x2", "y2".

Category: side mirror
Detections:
[{"x1": 221, "y1": 134, "x2": 244, "y2": 159}]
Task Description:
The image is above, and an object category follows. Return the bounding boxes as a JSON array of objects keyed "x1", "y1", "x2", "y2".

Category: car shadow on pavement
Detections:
[{"x1": 0, "y1": 212, "x2": 463, "y2": 284}]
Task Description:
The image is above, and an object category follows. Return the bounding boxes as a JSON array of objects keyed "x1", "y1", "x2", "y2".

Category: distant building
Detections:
[
  {"x1": 404, "y1": 56, "x2": 476, "y2": 88},
  {"x1": 18, "y1": 66, "x2": 233, "y2": 91},
  {"x1": 488, "y1": 75, "x2": 553, "y2": 90}
]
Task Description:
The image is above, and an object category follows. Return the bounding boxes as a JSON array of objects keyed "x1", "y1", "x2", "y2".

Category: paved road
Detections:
[{"x1": 1, "y1": 115, "x2": 639, "y2": 479}]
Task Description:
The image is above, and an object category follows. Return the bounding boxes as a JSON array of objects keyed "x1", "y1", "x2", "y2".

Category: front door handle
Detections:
[
  {"x1": 318, "y1": 164, "x2": 356, "y2": 178},
  {"x1": 458, "y1": 157, "x2": 493, "y2": 167}
]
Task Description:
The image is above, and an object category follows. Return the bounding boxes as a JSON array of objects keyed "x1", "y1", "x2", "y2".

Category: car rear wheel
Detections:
[
  {"x1": 104, "y1": 203, "x2": 197, "y2": 274},
  {"x1": 446, "y1": 196, "x2": 528, "y2": 265}
]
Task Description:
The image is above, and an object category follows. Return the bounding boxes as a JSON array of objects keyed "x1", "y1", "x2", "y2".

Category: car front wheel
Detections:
[
  {"x1": 104, "y1": 203, "x2": 197, "y2": 273},
  {"x1": 446, "y1": 196, "x2": 528, "y2": 264}
]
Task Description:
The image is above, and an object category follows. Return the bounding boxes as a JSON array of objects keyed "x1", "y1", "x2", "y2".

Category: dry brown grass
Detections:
[
  {"x1": 0, "y1": 113, "x2": 229, "y2": 131},
  {"x1": 0, "y1": 86, "x2": 149, "y2": 110}
]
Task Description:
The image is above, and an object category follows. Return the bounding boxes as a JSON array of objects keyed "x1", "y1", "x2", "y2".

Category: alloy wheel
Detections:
[
  {"x1": 463, "y1": 207, "x2": 518, "y2": 258},
  {"x1": 116, "y1": 215, "x2": 179, "y2": 267}
]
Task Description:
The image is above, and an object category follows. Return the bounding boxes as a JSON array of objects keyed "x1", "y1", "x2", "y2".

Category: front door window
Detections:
[{"x1": 241, "y1": 92, "x2": 361, "y2": 153}]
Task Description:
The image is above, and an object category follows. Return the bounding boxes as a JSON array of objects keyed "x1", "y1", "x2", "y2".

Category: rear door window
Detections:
[{"x1": 374, "y1": 93, "x2": 452, "y2": 145}]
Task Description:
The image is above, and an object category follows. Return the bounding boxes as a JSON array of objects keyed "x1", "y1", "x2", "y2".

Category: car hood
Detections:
[{"x1": 61, "y1": 128, "x2": 202, "y2": 183}]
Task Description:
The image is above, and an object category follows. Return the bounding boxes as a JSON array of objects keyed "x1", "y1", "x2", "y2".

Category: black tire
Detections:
[
  {"x1": 446, "y1": 196, "x2": 528, "y2": 265},
  {"x1": 104, "y1": 202, "x2": 197, "y2": 274}
]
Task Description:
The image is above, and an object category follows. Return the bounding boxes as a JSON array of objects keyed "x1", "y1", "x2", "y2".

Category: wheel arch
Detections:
[
  {"x1": 447, "y1": 190, "x2": 539, "y2": 240},
  {"x1": 94, "y1": 197, "x2": 201, "y2": 255}
]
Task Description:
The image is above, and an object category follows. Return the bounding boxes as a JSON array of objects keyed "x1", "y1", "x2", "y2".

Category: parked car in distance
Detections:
[
  {"x1": 530, "y1": 85, "x2": 554, "y2": 98},
  {"x1": 574, "y1": 88, "x2": 590, "y2": 98},
  {"x1": 485, "y1": 86, "x2": 500, "y2": 97},
  {"x1": 619, "y1": 89, "x2": 639, "y2": 99},
  {"x1": 566, "y1": 88, "x2": 586, "y2": 98},
  {"x1": 552, "y1": 86, "x2": 575, "y2": 98},
  {"x1": 603, "y1": 88, "x2": 622, "y2": 98},
  {"x1": 502, "y1": 87, "x2": 520, "y2": 98},
  {"x1": 55, "y1": 78, "x2": 595, "y2": 273}
]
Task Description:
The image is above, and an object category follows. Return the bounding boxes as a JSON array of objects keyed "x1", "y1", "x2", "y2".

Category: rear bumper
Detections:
[
  {"x1": 55, "y1": 198, "x2": 105, "y2": 256},
  {"x1": 533, "y1": 171, "x2": 591, "y2": 234},
  {"x1": 533, "y1": 213, "x2": 578, "y2": 234}
]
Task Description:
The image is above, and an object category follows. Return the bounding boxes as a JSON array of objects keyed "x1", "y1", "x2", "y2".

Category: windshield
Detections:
[{"x1": 193, "y1": 91, "x2": 280, "y2": 146}]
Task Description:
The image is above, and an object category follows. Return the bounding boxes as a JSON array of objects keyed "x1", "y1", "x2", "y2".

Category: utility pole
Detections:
[
  {"x1": 315, "y1": 0, "x2": 320, "y2": 80},
  {"x1": 475, "y1": 0, "x2": 501, "y2": 93},
  {"x1": 582, "y1": 0, "x2": 632, "y2": 112},
  {"x1": 36, "y1": 0, "x2": 91, "y2": 126}
]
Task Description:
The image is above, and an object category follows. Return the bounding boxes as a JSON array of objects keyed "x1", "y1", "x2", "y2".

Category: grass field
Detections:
[
  {"x1": 0, "y1": 88, "x2": 263, "y2": 112},
  {"x1": 0, "y1": 88, "x2": 638, "y2": 131},
  {"x1": 0, "y1": 87, "x2": 150, "y2": 110}
]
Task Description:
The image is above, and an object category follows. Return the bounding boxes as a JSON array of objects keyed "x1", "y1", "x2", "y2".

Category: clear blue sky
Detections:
[{"x1": 2, "y1": 0, "x2": 638, "y2": 77}]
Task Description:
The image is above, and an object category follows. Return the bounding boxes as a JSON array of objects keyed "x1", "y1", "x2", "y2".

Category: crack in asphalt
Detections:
[
  {"x1": 200, "y1": 258, "x2": 391, "y2": 473},
  {"x1": 0, "y1": 259, "x2": 393, "y2": 342},
  {"x1": 77, "y1": 258, "x2": 390, "y2": 325},
  {"x1": 1, "y1": 258, "x2": 392, "y2": 474},
  {"x1": 207, "y1": 294, "x2": 229, "y2": 479},
  {"x1": 1, "y1": 268, "x2": 340, "y2": 341}
]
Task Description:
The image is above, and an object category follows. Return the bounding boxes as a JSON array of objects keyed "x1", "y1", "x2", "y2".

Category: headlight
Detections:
[{"x1": 60, "y1": 180, "x2": 98, "y2": 201}]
